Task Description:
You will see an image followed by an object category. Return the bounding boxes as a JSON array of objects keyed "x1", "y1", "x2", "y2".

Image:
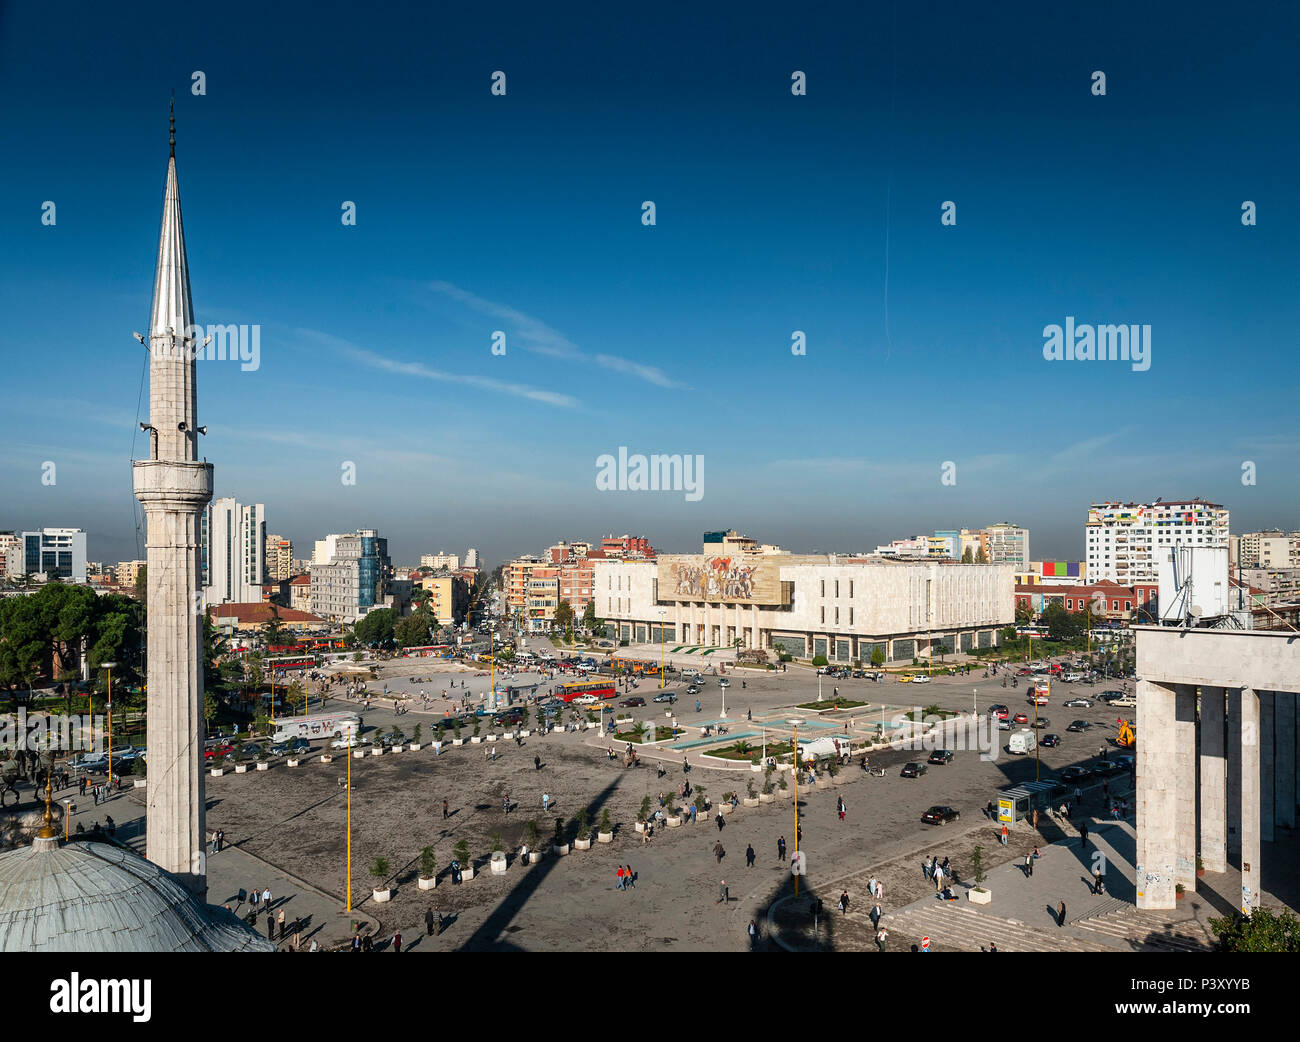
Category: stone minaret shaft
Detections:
[{"x1": 132, "y1": 109, "x2": 213, "y2": 897}]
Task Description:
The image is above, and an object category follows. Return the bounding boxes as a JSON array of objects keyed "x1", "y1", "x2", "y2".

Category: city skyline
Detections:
[{"x1": 2, "y1": 2, "x2": 1297, "y2": 570}]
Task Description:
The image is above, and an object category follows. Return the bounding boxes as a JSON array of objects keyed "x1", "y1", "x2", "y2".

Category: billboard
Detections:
[{"x1": 658, "y1": 554, "x2": 788, "y2": 604}]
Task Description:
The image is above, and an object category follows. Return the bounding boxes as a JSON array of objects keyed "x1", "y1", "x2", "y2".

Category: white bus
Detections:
[{"x1": 271, "y1": 712, "x2": 360, "y2": 744}]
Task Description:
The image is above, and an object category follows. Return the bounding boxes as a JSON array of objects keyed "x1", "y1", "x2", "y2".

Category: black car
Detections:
[
  {"x1": 1066, "y1": 720, "x2": 1092, "y2": 733},
  {"x1": 1041, "y1": 733, "x2": 1061, "y2": 747},
  {"x1": 900, "y1": 762, "x2": 927, "y2": 778},
  {"x1": 921, "y1": 805, "x2": 960, "y2": 825},
  {"x1": 652, "y1": 692, "x2": 677, "y2": 704},
  {"x1": 1031, "y1": 717, "x2": 1051, "y2": 730},
  {"x1": 1058, "y1": 765, "x2": 1093, "y2": 783},
  {"x1": 619, "y1": 697, "x2": 646, "y2": 708},
  {"x1": 1090, "y1": 759, "x2": 1124, "y2": 776},
  {"x1": 927, "y1": 749, "x2": 954, "y2": 765}
]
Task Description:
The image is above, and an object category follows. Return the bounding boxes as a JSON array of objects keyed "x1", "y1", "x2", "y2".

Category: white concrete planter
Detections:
[
  {"x1": 319, "y1": 754, "x2": 333, "y2": 763},
  {"x1": 718, "y1": 802, "x2": 734, "y2": 815},
  {"x1": 528, "y1": 851, "x2": 543, "y2": 864},
  {"x1": 390, "y1": 745, "x2": 403, "y2": 753},
  {"x1": 574, "y1": 838, "x2": 592, "y2": 851},
  {"x1": 234, "y1": 764, "x2": 248, "y2": 774},
  {"x1": 470, "y1": 736, "x2": 482, "y2": 744},
  {"x1": 487, "y1": 734, "x2": 498, "y2": 743},
  {"x1": 635, "y1": 821, "x2": 647, "y2": 833},
  {"x1": 666, "y1": 816, "x2": 682, "y2": 828},
  {"x1": 520, "y1": 730, "x2": 531, "y2": 738},
  {"x1": 461, "y1": 865, "x2": 476, "y2": 881},
  {"x1": 287, "y1": 758, "x2": 300, "y2": 767},
  {"x1": 371, "y1": 747, "x2": 384, "y2": 757},
  {"x1": 750, "y1": 762, "x2": 764, "y2": 772},
  {"x1": 552, "y1": 843, "x2": 570, "y2": 856},
  {"x1": 256, "y1": 761, "x2": 269, "y2": 771},
  {"x1": 778, "y1": 787, "x2": 792, "y2": 798},
  {"x1": 743, "y1": 797, "x2": 761, "y2": 808},
  {"x1": 372, "y1": 887, "x2": 392, "y2": 903},
  {"x1": 452, "y1": 738, "x2": 464, "y2": 746},
  {"x1": 409, "y1": 744, "x2": 421, "y2": 751},
  {"x1": 353, "y1": 750, "x2": 365, "y2": 759},
  {"x1": 418, "y1": 876, "x2": 436, "y2": 890},
  {"x1": 597, "y1": 831, "x2": 614, "y2": 844},
  {"x1": 133, "y1": 779, "x2": 147, "y2": 788},
  {"x1": 968, "y1": 887, "x2": 992, "y2": 905},
  {"x1": 759, "y1": 792, "x2": 774, "y2": 803},
  {"x1": 490, "y1": 852, "x2": 508, "y2": 874}
]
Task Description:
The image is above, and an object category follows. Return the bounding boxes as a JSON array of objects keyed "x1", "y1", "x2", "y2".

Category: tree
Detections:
[
  {"x1": 974, "y1": 547, "x2": 988, "y2": 564},
  {"x1": 419, "y1": 845, "x2": 436, "y2": 880},
  {"x1": 133, "y1": 564, "x2": 148, "y2": 601},
  {"x1": 812, "y1": 654, "x2": 828, "y2": 667},
  {"x1": 261, "y1": 608, "x2": 289, "y2": 649},
  {"x1": 961, "y1": 546, "x2": 974, "y2": 564},
  {"x1": 1210, "y1": 908, "x2": 1300, "y2": 952},
  {"x1": 395, "y1": 609, "x2": 434, "y2": 648},
  {"x1": 1014, "y1": 600, "x2": 1034, "y2": 624},
  {"x1": 582, "y1": 599, "x2": 598, "y2": 632},
  {"x1": 553, "y1": 600, "x2": 574, "y2": 634},
  {"x1": 352, "y1": 607, "x2": 396, "y2": 646},
  {"x1": 870, "y1": 646, "x2": 886, "y2": 667}
]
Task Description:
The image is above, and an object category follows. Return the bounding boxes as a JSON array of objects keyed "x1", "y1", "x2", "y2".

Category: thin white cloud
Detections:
[
  {"x1": 296, "y1": 329, "x2": 580, "y2": 409},
  {"x1": 429, "y1": 280, "x2": 687, "y2": 390}
]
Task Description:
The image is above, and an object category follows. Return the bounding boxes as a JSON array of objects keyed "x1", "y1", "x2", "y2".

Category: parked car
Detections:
[
  {"x1": 1066, "y1": 720, "x2": 1092, "y2": 733},
  {"x1": 1014, "y1": 713, "x2": 1029, "y2": 724},
  {"x1": 1031, "y1": 717, "x2": 1051, "y2": 730},
  {"x1": 1016, "y1": 668, "x2": 1033, "y2": 677},
  {"x1": 1041, "y1": 733, "x2": 1061, "y2": 747},
  {"x1": 921, "y1": 805, "x2": 960, "y2": 825},
  {"x1": 997, "y1": 718, "x2": 1012, "y2": 730},
  {"x1": 1063, "y1": 672, "x2": 1084, "y2": 683},
  {"x1": 652, "y1": 692, "x2": 677, "y2": 704},
  {"x1": 988, "y1": 704, "x2": 1009, "y2": 720},
  {"x1": 203, "y1": 744, "x2": 233, "y2": 761},
  {"x1": 619, "y1": 697, "x2": 646, "y2": 708},
  {"x1": 1098, "y1": 690, "x2": 1126, "y2": 703},
  {"x1": 685, "y1": 685, "x2": 701, "y2": 695},
  {"x1": 330, "y1": 735, "x2": 366, "y2": 749},
  {"x1": 1091, "y1": 759, "x2": 1124, "y2": 776},
  {"x1": 718, "y1": 678, "x2": 730, "y2": 688},
  {"x1": 1064, "y1": 697, "x2": 1094, "y2": 709},
  {"x1": 572, "y1": 694, "x2": 601, "y2": 706},
  {"x1": 900, "y1": 762, "x2": 928, "y2": 778},
  {"x1": 911, "y1": 674, "x2": 931, "y2": 684},
  {"x1": 927, "y1": 749, "x2": 954, "y2": 765},
  {"x1": 1058, "y1": 765, "x2": 1093, "y2": 783}
]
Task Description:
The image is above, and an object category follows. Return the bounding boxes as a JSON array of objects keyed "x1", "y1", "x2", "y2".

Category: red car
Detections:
[
  {"x1": 1016, "y1": 668, "x2": 1033, "y2": 677},
  {"x1": 204, "y1": 743, "x2": 233, "y2": 760},
  {"x1": 1013, "y1": 713, "x2": 1029, "y2": 724}
]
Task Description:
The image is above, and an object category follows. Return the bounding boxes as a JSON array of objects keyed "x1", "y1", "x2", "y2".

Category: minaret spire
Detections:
[{"x1": 169, "y1": 93, "x2": 176, "y2": 158}]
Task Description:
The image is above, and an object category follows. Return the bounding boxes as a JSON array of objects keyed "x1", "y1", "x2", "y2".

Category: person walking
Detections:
[
  {"x1": 1024, "y1": 852, "x2": 1033, "y2": 878},
  {"x1": 1000, "y1": 823, "x2": 1009, "y2": 846},
  {"x1": 869, "y1": 903, "x2": 882, "y2": 929},
  {"x1": 1092, "y1": 868, "x2": 1103, "y2": 895},
  {"x1": 216, "y1": 829, "x2": 224, "y2": 852},
  {"x1": 442, "y1": 799, "x2": 450, "y2": 819},
  {"x1": 923, "y1": 856, "x2": 932, "y2": 881},
  {"x1": 534, "y1": 754, "x2": 542, "y2": 771},
  {"x1": 425, "y1": 907, "x2": 436, "y2": 935},
  {"x1": 838, "y1": 890, "x2": 850, "y2": 915},
  {"x1": 716, "y1": 812, "x2": 725, "y2": 833},
  {"x1": 292, "y1": 919, "x2": 302, "y2": 950},
  {"x1": 616, "y1": 865, "x2": 626, "y2": 891},
  {"x1": 837, "y1": 796, "x2": 845, "y2": 821},
  {"x1": 689, "y1": 801, "x2": 697, "y2": 825},
  {"x1": 1057, "y1": 901, "x2": 1066, "y2": 927},
  {"x1": 266, "y1": 914, "x2": 275, "y2": 942},
  {"x1": 933, "y1": 863, "x2": 944, "y2": 891},
  {"x1": 875, "y1": 926, "x2": 888, "y2": 952},
  {"x1": 713, "y1": 840, "x2": 725, "y2": 864},
  {"x1": 718, "y1": 879, "x2": 729, "y2": 904},
  {"x1": 747, "y1": 918, "x2": 759, "y2": 950},
  {"x1": 392, "y1": 930, "x2": 402, "y2": 953},
  {"x1": 745, "y1": 844, "x2": 756, "y2": 868},
  {"x1": 1080, "y1": 820, "x2": 1089, "y2": 848},
  {"x1": 262, "y1": 886, "x2": 272, "y2": 907},
  {"x1": 777, "y1": 836, "x2": 786, "y2": 862},
  {"x1": 276, "y1": 908, "x2": 285, "y2": 941},
  {"x1": 623, "y1": 865, "x2": 635, "y2": 888}
]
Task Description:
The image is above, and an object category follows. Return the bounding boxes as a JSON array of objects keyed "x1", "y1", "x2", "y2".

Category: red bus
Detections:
[{"x1": 558, "y1": 679, "x2": 617, "y2": 703}]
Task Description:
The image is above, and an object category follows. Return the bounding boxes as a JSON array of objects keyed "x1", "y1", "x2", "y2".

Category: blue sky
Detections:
[{"x1": 1, "y1": 1, "x2": 1297, "y2": 568}]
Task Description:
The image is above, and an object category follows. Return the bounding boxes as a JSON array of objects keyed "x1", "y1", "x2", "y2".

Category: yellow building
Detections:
[{"x1": 416, "y1": 573, "x2": 469, "y2": 626}]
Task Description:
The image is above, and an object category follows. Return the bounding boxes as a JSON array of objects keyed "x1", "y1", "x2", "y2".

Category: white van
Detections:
[
  {"x1": 1110, "y1": 695, "x2": 1137, "y2": 710},
  {"x1": 1008, "y1": 729, "x2": 1037, "y2": 755}
]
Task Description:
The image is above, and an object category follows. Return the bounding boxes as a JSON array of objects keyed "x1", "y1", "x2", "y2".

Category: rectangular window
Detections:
[{"x1": 820, "y1": 606, "x2": 825, "y2": 624}]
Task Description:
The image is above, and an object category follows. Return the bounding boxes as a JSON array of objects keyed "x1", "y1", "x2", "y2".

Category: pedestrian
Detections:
[
  {"x1": 393, "y1": 930, "x2": 402, "y2": 953},
  {"x1": 777, "y1": 836, "x2": 786, "y2": 861},
  {"x1": 923, "y1": 856, "x2": 931, "y2": 881},
  {"x1": 266, "y1": 915, "x2": 275, "y2": 942},
  {"x1": 292, "y1": 919, "x2": 302, "y2": 950},
  {"x1": 1092, "y1": 869, "x2": 1102, "y2": 895},
  {"x1": 442, "y1": 799, "x2": 450, "y2": 819},
  {"x1": 838, "y1": 890, "x2": 849, "y2": 915},
  {"x1": 534, "y1": 754, "x2": 541, "y2": 771},
  {"x1": 874, "y1": 879, "x2": 883, "y2": 901},
  {"x1": 933, "y1": 864, "x2": 944, "y2": 891},
  {"x1": 1025, "y1": 852, "x2": 1033, "y2": 878},
  {"x1": 714, "y1": 840, "x2": 725, "y2": 864},
  {"x1": 1057, "y1": 901, "x2": 1066, "y2": 927},
  {"x1": 276, "y1": 907, "x2": 285, "y2": 940},
  {"x1": 1080, "y1": 821, "x2": 1089, "y2": 848},
  {"x1": 616, "y1": 865, "x2": 626, "y2": 891},
  {"x1": 217, "y1": 829, "x2": 224, "y2": 852},
  {"x1": 425, "y1": 907, "x2": 436, "y2": 935},
  {"x1": 624, "y1": 865, "x2": 635, "y2": 888},
  {"x1": 837, "y1": 796, "x2": 845, "y2": 821},
  {"x1": 262, "y1": 886, "x2": 272, "y2": 907},
  {"x1": 746, "y1": 844, "x2": 755, "y2": 868},
  {"x1": 689, "y1": 802, "x2": 697, "y2": 824},
  {"x1": 875, "y1": 926, "x2": 888, "y2": 952},
  {"x1": 870, "y1": 903, "x2": 882, "y2": 928},
  {"x1": 716, "y1": 812, "x2": 725, "y2": 832},
  {"x1": 1000, "y1": 823, "x2": 1009, "y2": 846},
  {"x1": 718, "y1": 879, "x2": 729, "y2": 904},
  {"x1": 747, "y1": 918, "x2": 759, "y2": 949}
]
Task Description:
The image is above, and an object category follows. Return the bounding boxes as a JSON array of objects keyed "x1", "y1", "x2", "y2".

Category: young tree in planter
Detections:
[
  {"x1": 526, "y1": 819, "x2": 541, "y2": 848},
  {"x1": 575, "y1": 808, "x2": 591, "y2": 841},
  {"x1": 419, "y1": 845, "x2": 436, "y2": 881},
  {"x1": 638, "y1": 796, "x2": 652, "y2": 824},
  {"x1": 777, "y1": 773, "x2": 788, "y2": 791},
  {"x1": 763, "y1": 765, "x2": 775, "y2": 794},
  {"x1": 553, "y1": 817, "x2": 567, "y2": 843},
  {"x1": 746, "y1": 778, "x2": 757, "y2": 799},
  {"x1": 453, "y1": 720, "x2": 462, "y2": 740},
  {"x1": 695, "y1": 787, "x2": 708, "y2": 812},
  {"x1": 412, "y1": 723, "x2": 422, "y2": 745},
  {"x1": 472, "y1": 718, "x2": 481, "y2": 737},
  {"x1": 491, "y1": 832, "x2": 504, "y2": 854},
  {"x1": 971, "y1": 844, "x2": 987, "y2": 889},
  {"x1": 452, "y1": 838, "x2": 471, "y2": 869},
  {"x1": 370, "y1": 856, "x2": 390, "y2": 888},
  {"x1": 599, "y1": 807, "x2": 612, "y2": 834}
]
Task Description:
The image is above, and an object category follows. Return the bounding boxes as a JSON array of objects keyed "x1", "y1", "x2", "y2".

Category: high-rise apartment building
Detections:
[
  {"x1": 420, "y1": 551, "x2": 460, "y2": 571},
  {"x1": 201, "y1": 498, "x2": 266, "y2": 605},
  {"x1": 983, "y1": 523, "x2": 1030, "y2": 568},
  {"x1": 0, "y1": 532, "x2": 21, "y2": 578},
  {"x1": 18, "y1": 528, "x2": 88, "y2": 581},
  {"x1": 1086, "y1": 500, "x2": 1229, "y2": 585},
  {"x1": 1236, "y1": 530, "x2": 1300, "y2": 570},
  {"x1": 265, "y1": 534, "x2": 294, "y2": 581},
  {"x1": 309, "y1": 529, "x2": 392, "y2": 623}
]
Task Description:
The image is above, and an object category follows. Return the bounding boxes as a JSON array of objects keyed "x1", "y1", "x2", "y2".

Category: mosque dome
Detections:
[{"x1": 0, "y1": 836, "x2": 274, "y2": 952}]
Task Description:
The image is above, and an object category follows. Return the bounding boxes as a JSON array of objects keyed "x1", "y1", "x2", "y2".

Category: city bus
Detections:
[
  {"x1": 265, "y1": 654, "x2": 317, "y2": 672},
  {"x1": 270, "y1": 711, "x2": 360, "y2": 744},
  {"x1": 557, "y1": 678, "x2": 617, "y2": 703},
  {"x1": 1014, "y1": 625, "x2": 1049, "y2": 639},
  {"x1": 610, "y1": 655, "x2": 660, "y2": 676}
]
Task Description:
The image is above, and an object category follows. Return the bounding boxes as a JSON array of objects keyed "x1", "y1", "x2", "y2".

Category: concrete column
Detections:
[
  {"x1": 1136, "y1": 679, "x2": 1177, "y2": 909},
  {"x1": 1261, "y1": 690, "x2": 1275, "y2": 843},
  {"x1": 1275, "y1": 692, "x2": 1296, "y2": 830},
  {"x1": 1174, "y1": 685, "x2": 1198, "y2": 890},
  {"x1": 1200, "y1": 686, "x2": 1227, "y2": 872},
  {"x1": 1227, "y1": 687, "x2": 1242, "y2": 858},
  {"x1": 1241, "y1": 686, "x2": 1261, "y2": 915}
]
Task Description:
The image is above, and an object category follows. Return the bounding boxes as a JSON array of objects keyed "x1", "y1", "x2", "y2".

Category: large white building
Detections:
[
  {"x1": 1086, "y1": 500, "x2": 1230, "y2": 585},
  {"x1": 593, "y1": 533, "x2": 1014, "y2": 663},
  {"x1": 1237, "y1": 530, "x2": 1300, "y2": 570},
  {"x1": 14, "y1": 528, "x2": 88, "y2": 582},
  {"x1": 201, "y1": 498, "x2": 265, "y2": 606},
  {"x1": 309, "y1": 529, "x2": 391, "y2": 623},
  {"x1": 984, "y1": 522, "x2": 1030, "y2": 568},
  {"x1": 421, "y1": 551, "x2": 460, "y2": 571}
]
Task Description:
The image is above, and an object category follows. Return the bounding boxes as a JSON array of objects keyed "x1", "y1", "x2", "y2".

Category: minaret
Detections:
[{"x1": 132, "y1": 100, "x2": 214, "y2": 897}]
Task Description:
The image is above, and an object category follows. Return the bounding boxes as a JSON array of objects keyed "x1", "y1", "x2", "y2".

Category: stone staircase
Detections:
[
  {"x1": 877, "y1": 901, "x2": 1118, "y2": 953},
  {"x1": 1064, "y1": 891, "x2": 1130, "y2": 924},
  {"x1": 1073, "y1": 907, "x2": 1216, "y2": 952}
]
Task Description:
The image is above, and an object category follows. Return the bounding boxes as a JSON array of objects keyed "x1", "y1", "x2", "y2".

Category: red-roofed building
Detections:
[
  {"x1": 289, "y1": 573, "x2": 312, "y2": 613},
  {"x1": 207, "y1": 602, "x2": 326, "y2": 632}
]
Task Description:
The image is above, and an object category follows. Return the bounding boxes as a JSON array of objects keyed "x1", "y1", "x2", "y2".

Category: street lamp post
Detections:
[
  {"x1": 346, "y1": 728, "x2": 352, "y2": 912},
  {"x1": 102, "y1": 662, "x2": 117, "y2": 787},
  {"x1": 789, "y1": 718, "x2": 802, "y2": 895},
  {"x1": 657, "y1": 610, "x2": 665, "y2": 689}
]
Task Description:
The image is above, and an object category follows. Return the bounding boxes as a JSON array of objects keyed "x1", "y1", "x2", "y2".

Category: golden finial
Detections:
[
  {"x1": 169, "y1": 93, "x2": 176, "y2": 158},
  {"x1": 37, "y1": 768, "x2": 57, "y2": 840}
]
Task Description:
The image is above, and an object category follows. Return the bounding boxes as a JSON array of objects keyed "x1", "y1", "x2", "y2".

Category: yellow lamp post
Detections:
[
  {"x1": 102, "y1": 661, "x2": 117, "y2": 786},
  {"x1": 658, "y1": 610, "x2": 665, "y2": 689},
  {"x1": 790, "y1": 718, "x2": 801, "y2": 896},
  {"x1": 345, "y1": 731, "x2": 352, "y2": 912}
]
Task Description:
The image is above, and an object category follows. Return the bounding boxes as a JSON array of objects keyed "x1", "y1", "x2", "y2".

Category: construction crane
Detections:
[{"x1": 1116, "y1": 719, "x2": 1135, "y2": 748}]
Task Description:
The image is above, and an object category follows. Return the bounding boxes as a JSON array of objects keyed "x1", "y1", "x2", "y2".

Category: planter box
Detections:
[
  {"x1": 486, "y1": 734, "x2": 497, "y2": 743},
  {"x1": 409, "y1": 744, "x2": 421, "y2": 751},
  {"x1": 371, "y1": 747, "x2": 384, "y2": 757},
  {"x1": 287, "y1": 758, "x2": 300, "y2": 767},
  {"x1": 759, "y1": 792, "x2": 774, "y2": 803},
  {"x1": 490, "y1": 852, "x2": 508, "y2": 874},
  {"x1": 319, "y1": 755, "x2": 332, "y2": 763},
  {"x1": 597, "y1": 831, "x2": 614, "y2": 844},
  {"x1": 133, "y1": 779, "x2": 147, "y2": 788},
  {"x1": 520, "y1": 730, "x2": 531, "y2": 738},
  {"x1": 210, "y1": 768, "x2": 224, "y2": 777},
  {"x1": 718, "y1": 802, "x2": 733, "y2": 815},
  {"x1": 461, "y1": 865, "x2": 476, "y2": 881},
  {"x1": 778, "y1": 787, "x2": 792, "y2": 798},
  {"x1": 234, "y1": 764, "x2": 248, "y2": 774},
  {"x1": 256, "y1": 761, "x2": 269, "y2": 771},
  {"x1": 750, "y1": 762, "x2": 764, "y2": 772},
  {"x1": 574, "y1": 838, "x2": 592, "y2": 850},
  {"x1": 418, "y1": 875, "x2": 437, "y2": 890},
  {"x1": 390, "y1": 745, "x2": 403, "y2": 753},
  {"x1": 470, "y1": 736, "x2": 482, "y2": 744},
  {"x1": 528, "y1": 851, "x2": 543, "y2": 864},
  {"x1": 552, "y1": 843, "x2": 570, "y2": 856},
  {"x1": 968, "y1": 887, "x2": 992, "y2": 905},
  {"x1": 743, "y1": 797, "x2": 761, "y2": 808},
  {"x1": 635, "y1": 821, "x2": 647, "y2": 833},
  {"x1": 666, "y1": 816, "x2": 682, "y2": 828},
  {"x1": 372, "y1": 887, "x2": 392, "y2": 903},
  {"x1": 353, "y1": 750, "x2": 365, "y2": 759},
  {"x1": 452, "y1": 738, "x2": 464, "y2": 747}
]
